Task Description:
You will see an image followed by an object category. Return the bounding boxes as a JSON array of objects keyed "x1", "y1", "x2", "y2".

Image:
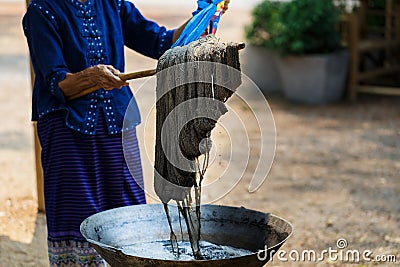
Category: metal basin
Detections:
[{"x1": 80, "y1": 204, "x2": 292, "y2": 267}]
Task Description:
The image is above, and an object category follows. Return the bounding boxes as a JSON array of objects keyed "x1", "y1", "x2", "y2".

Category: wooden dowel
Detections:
[
  {"x1": 67, "y1": 69, "x2": 156, "y2": 100},
  {"x1": 238, "y1": 42, "x2": 246, "y2": 50},
  {"x1": 68, "y1": 43, "x2": 246, "y2": 101},
  {"x1": 119, "y1": 69, "x2": 157, "y2": 81}
]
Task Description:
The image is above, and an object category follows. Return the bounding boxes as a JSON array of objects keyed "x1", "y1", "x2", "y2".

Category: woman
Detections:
[{"x1": 23, "y1": 0, "x2": 229, "y2": 266}]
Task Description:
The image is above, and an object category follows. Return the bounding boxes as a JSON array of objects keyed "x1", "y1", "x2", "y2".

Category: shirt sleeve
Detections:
[
  {"x1": 120, "y1": 1, "x2": 175, "y2": 59},
  {"x1": 23, "y1": 3, "x2": 69, "y2": 104}
]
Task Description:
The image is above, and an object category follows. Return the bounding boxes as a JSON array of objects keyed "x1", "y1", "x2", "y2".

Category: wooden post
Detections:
[
  {"x1": 347, "y1": 13, "x2": 360, "y2": 101},
  {"x1": 385, "y1": 0, "x2": 393, "y2": 65},
  {"x1": 26, "y1": 0, "x2": 45, "y2": 212},
  {"x1": 396, "y1": 2, "x2": 400, "y2": 72},
  {"x1": 359, "y1": 0, "x2": 368, "y2": 37}
]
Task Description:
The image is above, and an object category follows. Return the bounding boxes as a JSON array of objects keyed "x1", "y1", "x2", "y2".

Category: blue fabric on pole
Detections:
[{"x1": 172, "y1": 0, "x2": 223, "y2": 48}]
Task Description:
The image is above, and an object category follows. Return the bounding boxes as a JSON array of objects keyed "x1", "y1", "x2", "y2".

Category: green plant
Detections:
[
  {"x1": 367, "y1": 0, "x2": 386, "y2": 32},
  {"x1": 246, "y1": 0, "x2": 342, "y2": 55},
  {"x1": 245, "y1": 0, "x2": 285, "y2": 48}
]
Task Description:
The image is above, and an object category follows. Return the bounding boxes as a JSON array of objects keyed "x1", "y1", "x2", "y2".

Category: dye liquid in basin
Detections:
[{"x1": 120, "y1": 240, "x2": 253, "y2": 261}]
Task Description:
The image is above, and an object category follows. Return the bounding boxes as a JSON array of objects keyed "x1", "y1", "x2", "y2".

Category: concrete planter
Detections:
[
  {"x1": 241, "y1": 45, "x2": 282, "y2": 93},
  {"x1": 278, "y1": 50, "x2": 349, "y2": 104}
]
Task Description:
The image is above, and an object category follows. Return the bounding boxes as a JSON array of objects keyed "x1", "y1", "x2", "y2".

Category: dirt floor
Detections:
[{"x1": 1, "y1": 1, "x2": 400, "y2": 267}]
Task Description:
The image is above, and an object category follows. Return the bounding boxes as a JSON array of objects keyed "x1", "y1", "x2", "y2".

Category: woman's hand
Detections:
[
  {"x1": 59, "y1": 64, "x2": 128, "y2": 97},
  {"x1": 89, "y1": 64, "x2": 128, "y2": 90},
  {"x1": 222, "y1": 0, "x2": 230, "y2": 14}
]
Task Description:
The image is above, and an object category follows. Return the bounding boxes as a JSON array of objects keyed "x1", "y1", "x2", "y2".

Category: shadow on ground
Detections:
[{"x1": 0, "y1": 213, "x2": 48, "y2": 267}]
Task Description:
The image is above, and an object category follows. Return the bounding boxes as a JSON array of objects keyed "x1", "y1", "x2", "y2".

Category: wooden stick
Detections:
[
  {"x1": 68, "y1": 43, "x2": 245, "y2": 101},
  {"x1": 68, "y1": 69, "x2": 157, "y2": 100},
  {"x1": 118, "y1": 69, "x2": 157, "y2": 81}
]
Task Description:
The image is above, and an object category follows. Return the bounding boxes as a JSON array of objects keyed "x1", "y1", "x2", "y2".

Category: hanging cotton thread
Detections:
[{"x1": 154, "y1": 35, "x2": 241, "y2": 259}]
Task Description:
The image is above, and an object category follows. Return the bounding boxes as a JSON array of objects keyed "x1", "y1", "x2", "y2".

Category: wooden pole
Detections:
[
  {"x1": 347, "y1": 13, "x2": 360, "y2": 101},
  {"x1": 68, "y1": 43, "x2": 246, "y2": 101},
  {"x1": 385, "y1": 0, "x2": 395, "y2": 66},
  {"x1": 26, "y1": 0, "x2": 45, "y2": 212}
]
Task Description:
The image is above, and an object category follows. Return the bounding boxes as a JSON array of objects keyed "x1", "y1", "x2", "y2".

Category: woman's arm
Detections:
[
  {"x1": 24, "y1": 4, "x2": 128, "y2": 101},
  {"x1": 120, "y1": 2, "x2": 175, "y2": 59},
  {"x1": 173, "y1": 20, "x2": 190, "y2": 44}
]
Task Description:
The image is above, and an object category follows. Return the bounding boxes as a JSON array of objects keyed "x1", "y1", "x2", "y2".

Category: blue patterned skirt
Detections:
[{"x1": 37, "y1": 111, "x2": 146, "y2": 266}]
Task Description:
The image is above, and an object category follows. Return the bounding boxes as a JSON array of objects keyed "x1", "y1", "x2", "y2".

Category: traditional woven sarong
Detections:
[{"x1": 37, "y1": 110, "x2": 146, "y2": 266}]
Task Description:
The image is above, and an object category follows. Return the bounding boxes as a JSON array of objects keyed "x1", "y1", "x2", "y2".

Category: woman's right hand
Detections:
[
  {"x1": 59, "y1": 64, "x2": 128, "y2": 97},
  {"x1": 88, "y1": 64, "x2": 128, "y2": 90}
]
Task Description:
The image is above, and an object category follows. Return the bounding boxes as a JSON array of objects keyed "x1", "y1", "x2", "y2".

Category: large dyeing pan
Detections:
[{"x1": 80, "y1": 204, "x2": 292, "y2": 267}]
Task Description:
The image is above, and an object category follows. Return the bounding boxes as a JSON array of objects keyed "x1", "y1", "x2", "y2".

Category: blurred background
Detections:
[{"x1": 0, "y1": 0, "x2": 399, "y2": 266}]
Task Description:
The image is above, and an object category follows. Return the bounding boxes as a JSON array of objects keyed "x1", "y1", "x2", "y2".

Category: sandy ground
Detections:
[{"x1": 1, "y1": 1, "x2": 400, "y2": 266}]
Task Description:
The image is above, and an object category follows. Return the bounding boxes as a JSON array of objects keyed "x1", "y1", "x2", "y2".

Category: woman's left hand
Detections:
[{"x1": 222, "y1": 0, "x2": 230, "y2": 14}]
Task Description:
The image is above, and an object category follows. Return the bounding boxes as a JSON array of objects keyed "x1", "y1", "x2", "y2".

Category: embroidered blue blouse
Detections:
[{"x1": 23, "y1": 0, "x2": 174, "y2": 135}]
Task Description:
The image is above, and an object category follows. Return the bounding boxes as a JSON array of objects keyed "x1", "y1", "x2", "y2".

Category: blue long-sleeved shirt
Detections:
[{"x1": 23, "y1": 0, "x2": 174, "y2": 135}]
